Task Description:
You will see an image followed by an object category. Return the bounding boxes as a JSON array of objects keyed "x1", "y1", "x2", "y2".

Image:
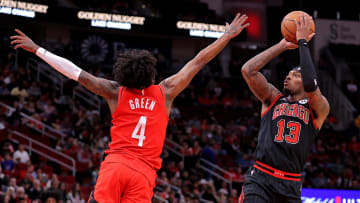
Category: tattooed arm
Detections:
[{"x1": 241, "y1": 40, "x2": 297, "y2": 107}]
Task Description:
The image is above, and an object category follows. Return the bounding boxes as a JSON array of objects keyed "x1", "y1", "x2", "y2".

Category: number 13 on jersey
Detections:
[
  {"x1": 274, "y1": 119, "x2": 301, "y2": 144},
  {"x1": 132, "y1": 116, "x2": 147, "y2": 147}
]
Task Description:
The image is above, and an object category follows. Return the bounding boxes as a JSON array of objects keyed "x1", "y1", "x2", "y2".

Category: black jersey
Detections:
[{"x1": 255, "y1": 94, "x2": 319, "y2": 173}]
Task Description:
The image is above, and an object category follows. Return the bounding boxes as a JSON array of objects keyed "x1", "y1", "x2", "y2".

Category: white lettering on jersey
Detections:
[
  {"x1": 141, "y1": 98, "x2": 144, "y2": 108},
  {"x1": 135, "y1": 98, "x2": 140, "y2": 108},
  {"x1": 129, "y1": 98, "x2": 156, "y2": 111},
  {"x1": 129, "y1": 100, "x2": 135, "y2": 110},
  {"x1": 272, "y1": 103, "x2": 310, "y2": 125},
  {"x1": 149, "y1": 100, "x2": 156, "y2": 111}
]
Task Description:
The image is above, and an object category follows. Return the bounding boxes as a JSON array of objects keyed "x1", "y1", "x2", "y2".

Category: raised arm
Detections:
[
  {"x1": 160, "y1": 13, "x2": 249, "y2": 107},
  {"x1": 10, "y1": 29, "x2": 118, "y2": 100},
  {"x1": 241, "y1": 39, "x2": 299, "y2": 106},
  {"x1": 296, "y1": 14, "x2": 329, "y2": 128}
]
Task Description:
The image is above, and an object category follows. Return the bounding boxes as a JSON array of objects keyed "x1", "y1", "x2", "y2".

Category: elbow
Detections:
[
  {"x1": 190, "y1": 57, "x2": 206, "y2": 69},
  {"x1": 241, "y1": 64, "x2": 250, "y2": 78},
  {"x1": 192, "y1": 51, "x2": 209, "y2": 67},
  {"x1": 324, "y1": 100, "x2": 330, "y2": 117}
]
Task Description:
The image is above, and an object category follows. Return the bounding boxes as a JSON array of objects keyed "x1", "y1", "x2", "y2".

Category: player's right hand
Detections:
[
  {"x1": 10, "y1": 29, "x2": 40, "y2": 53},
  {"x1": 295, "y1": 14, "x2": 315, "y2": 42}
]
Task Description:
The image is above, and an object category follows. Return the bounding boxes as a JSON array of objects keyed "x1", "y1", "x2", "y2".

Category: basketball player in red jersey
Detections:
[
  {"x1": 11, "y1": 13, "x2": 249, "y2": 202},
  {"x1": 238, "y1": 14, "x2": 329, "y2": 202}
]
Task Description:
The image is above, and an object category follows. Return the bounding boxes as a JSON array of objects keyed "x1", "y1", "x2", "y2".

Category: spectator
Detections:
[
  {"x1": 232, "y1": 167, "x2": 245, "y2": 183},
  {"x1": 1, "y1": 134, "x2": 15, "y2": 156},
  {"x1": 1, "y1": 153, "x2": 15, "y2": 173},
  {"x1": 346, "y1": 80, "x2": 358, "y2": 94},
  {"x1": 40, "y1": 190, "x2": 59, "y2": 203},
  {"x1": 13, "y1": 144, "x2": 30, "y2": 164},
  {"x1": 58, "y1": 182, "x2": 67, "y2": 202},
  {"x1": 77, "y1": 145, "x2": 91, "y2": 163},
  {"x1": 217, "y1": 181, "x2": 229, "y2": 196},
  {"x1": 66, "y1": 183, "x2": 85, "y2": 203},
  {"x1": 45, "y1": 179, "x2": 62, "y2": 202},
  {"x1": 312, "y1": 171, "x2": 328, "y2": 188},
  {"x1": 15, "y1": 186, "x2": 30, "y2": 203},
  {"x1": 0, "y1": 165, "x2": 5, "y2": 188},
  {"x1": 0, "y1": 81, "x2": 10, "y2": 96},
  {"x1": 28, "y1": 179, "x2": 43, "y2": 201},
  {"x1": 45, "y1": 174, "x2": 58, "y2": 190},
  {"x1": 229, "y1": 189, "x2": 238, "y2": 203},
  {"x1": 10, "y1": 82, "x2": 28, "y2": 98},
  {"x1": 348, "y1": 136, "x2": 360, "y2": 152},
  {"x1": 31, "y1": 167, "x2": 47, "y2": 183},
  {"x1": 19, "y1": 171, "x2": 33, "y2": 194},
  {"x1": 201, "y1": 143, "x2": 216, "y2": 165},
  {"x1": 27, "y1": 82, "x2": 41, "y2": 97},
  {"x1": 5, "y1": 186, "x2": 16, "y2": 203},
  {"x1": 200, "y1": 180, "x2": 218, "y2": 202}
]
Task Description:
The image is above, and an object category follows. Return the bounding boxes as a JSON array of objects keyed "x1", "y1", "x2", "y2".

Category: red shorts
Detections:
[{"x1": 92, "y1": 153, "x2": 157, "y2": 203}]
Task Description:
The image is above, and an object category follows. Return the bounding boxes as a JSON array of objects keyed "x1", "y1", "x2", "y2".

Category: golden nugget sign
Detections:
[
  {"x1": 77, "y1": 11, "x2": 145, "y2": 30},
  {"x1": 177, "y1": 21, "x2": 226, "y2": 32},
  {"x1": 177, "y1": 21, "x2": 226, "y2": 38},
  {"x1": 0, "y1": 0, "x2": 48, "y2": 18},
  {"x1": 78, "y1": 11, "x2": 145, "y2": 25},
  {"x1": 0, "y1": 0, "x2": 47, "y2": 13}
]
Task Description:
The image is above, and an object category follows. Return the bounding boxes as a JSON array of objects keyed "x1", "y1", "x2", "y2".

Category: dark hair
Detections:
[
  {"x1": 113, "y1": 49, "x2": 157, "y2": 89},
  {"x1": 291, "y1": 66, "x2": 302, "y2": 72}
]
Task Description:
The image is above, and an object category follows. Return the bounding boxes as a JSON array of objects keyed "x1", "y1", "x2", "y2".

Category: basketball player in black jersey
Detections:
[{"x1": 238, "y1": 14, "x2": 329, "y2": 202}]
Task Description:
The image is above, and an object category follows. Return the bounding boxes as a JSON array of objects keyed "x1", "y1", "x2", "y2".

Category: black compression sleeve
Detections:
[{"x1": 298, "y1": 39, "x2": 318, "y2": 92}]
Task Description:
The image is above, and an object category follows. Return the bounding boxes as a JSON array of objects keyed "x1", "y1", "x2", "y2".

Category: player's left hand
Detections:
[
  {"x1": 10, "y1": 29, "x2": 40, "y2": 53},
  {"x1": 280, "y1": 38, "x2": 298, "y2": 50},
  {"x1": 224, "y1": 13, "x2": 250, "y2": 39},
  {"x1": 295, "y1": 14, "x2": 316, "y2": 42}
]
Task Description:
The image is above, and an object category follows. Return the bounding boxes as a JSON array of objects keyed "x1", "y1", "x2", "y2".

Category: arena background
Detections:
[{"x1": 0, "y1": 0, "x2": 360, "y2": 202}]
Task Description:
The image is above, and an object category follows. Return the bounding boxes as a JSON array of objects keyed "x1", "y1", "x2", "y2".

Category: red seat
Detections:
[
  {"x1": 16, "y1": 163, "x2": 27, "y2": 171},
  {"x1": 64, "y1": 175, "x2": 76, "y2": 185},
  {"x1": 81, "y1": 186, "x2": 92, "y2": 201},
  {"x1": 42, "y1": 165, "x2": 53, "y2": 176}
]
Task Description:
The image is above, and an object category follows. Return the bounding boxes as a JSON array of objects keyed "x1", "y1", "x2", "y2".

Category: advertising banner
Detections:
[{"x1": 302, "y1": 188, "x2": 360, "y2": 203}]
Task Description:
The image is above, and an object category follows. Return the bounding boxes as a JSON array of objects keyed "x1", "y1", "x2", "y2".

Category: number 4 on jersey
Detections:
[{"x1": 132, "y1": 116, "x2": 147, "y2": 147}]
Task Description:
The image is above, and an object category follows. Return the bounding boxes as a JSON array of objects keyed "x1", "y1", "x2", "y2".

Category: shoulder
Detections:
[{"x1": 265, "y1": 93, "x2": 283, "y2": 106}]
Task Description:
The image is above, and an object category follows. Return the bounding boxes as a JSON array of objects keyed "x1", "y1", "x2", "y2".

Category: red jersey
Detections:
[{"x1": 105, "y1": 85, "x2": 169, "y2": 170}]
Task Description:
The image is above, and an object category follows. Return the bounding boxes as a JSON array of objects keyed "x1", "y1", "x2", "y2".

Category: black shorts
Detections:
[{"x1": 238, "y1": 162, "x2": 302, "y2": 203}]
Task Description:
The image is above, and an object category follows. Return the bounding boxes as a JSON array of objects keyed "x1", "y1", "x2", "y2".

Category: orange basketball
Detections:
[{"x1": 281, "y1": 11, "x2": 315, "y2": 44}]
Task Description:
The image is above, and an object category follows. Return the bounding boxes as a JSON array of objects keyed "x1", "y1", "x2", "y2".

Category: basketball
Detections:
[{"x1": 281, "y1": 11, "x2": 315, "y2": 44}]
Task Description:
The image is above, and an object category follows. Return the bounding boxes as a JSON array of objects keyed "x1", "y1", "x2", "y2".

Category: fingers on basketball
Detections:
[{"x1": 281, "y1": 11, "x2": 315, "y2": 44}]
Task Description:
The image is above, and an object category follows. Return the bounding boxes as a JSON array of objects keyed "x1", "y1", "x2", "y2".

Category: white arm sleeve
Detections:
[{"x1": 35, "y1": 47, "x2": 82, "y2": 81}]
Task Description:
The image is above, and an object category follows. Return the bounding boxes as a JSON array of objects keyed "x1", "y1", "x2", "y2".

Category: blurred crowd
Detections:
[{"x1": 1, "y1": 31, "x2": 360, "y2": 203}]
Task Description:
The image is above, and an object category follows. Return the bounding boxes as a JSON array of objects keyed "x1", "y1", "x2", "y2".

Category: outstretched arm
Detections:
[
  {"x1": 296, "y1": 14, "x2": 329, "y2": 128},
  {"x1": 241, "y1": 36, "x2": 302, "y2": 107},
  {"x1": 241, "y1": 42, "x2": 286, "y2": 106},
  {"x1": 160, "y1": 13, "x2": 249, "y2": 107},
  {"x1": 10, "y1": 29, "x2": 118, "y2": 100}
]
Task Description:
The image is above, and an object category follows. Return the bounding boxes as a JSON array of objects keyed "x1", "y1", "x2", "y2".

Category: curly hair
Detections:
[{"x1": 113, "y1": 49, "x2": 157, "y2": 89}]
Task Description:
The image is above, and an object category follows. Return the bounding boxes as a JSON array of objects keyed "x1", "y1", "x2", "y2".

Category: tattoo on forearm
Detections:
[{"x1": 247, "y1": 45, "x2": 283, "y2": 73}]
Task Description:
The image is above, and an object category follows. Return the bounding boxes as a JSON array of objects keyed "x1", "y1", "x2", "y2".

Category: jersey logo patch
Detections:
[{"x1": 299, "y1": 99, "x2": 308, "y2": 104}]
